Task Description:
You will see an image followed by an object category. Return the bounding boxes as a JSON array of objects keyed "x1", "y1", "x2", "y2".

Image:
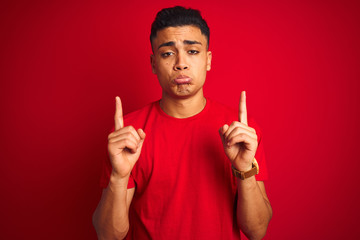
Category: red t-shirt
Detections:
[{"x1": 100, "y1": 99, "x2": 268, "y2": 239}]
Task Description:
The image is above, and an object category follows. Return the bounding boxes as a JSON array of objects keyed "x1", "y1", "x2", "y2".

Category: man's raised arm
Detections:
[
  {"x1": 92, "y1": 97, "x2": 145, "y2": 240},
  {"x1": 219, "y1": 91, "x2": 272, "y2": 240}
]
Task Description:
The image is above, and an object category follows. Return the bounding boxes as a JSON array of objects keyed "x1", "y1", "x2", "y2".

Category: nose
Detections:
[{"x1": 173, "y1": 53, "x2": 188, "y2": 71}]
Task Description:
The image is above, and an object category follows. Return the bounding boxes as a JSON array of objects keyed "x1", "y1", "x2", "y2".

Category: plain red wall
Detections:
[{"x1": 1, "y1": 0, "x2": 359, "y2": 239}]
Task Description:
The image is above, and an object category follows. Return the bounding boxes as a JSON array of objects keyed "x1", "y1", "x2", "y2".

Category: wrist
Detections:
[
  {"x1": 232, "y1": 162, "x2": 252, "y2": 172},
  {"x1": 231, "y1": 158, "x2": 259, "y2": 180},
  {"x1": 109, "y1": 171, "x2": 130, "y2": 187}
]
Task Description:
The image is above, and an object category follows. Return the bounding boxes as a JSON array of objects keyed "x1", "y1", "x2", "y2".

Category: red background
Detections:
[{"x1": 1, "y1": 0, "x2": 359, "y2": 239}]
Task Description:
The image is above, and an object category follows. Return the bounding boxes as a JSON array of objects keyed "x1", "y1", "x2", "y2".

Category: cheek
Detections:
[
  {"x1": 157, "y1": 61, "x2": 172, "y2": 74},
  {"x1": 157, "y1": 58, "x2": 169, "y2": 66}
]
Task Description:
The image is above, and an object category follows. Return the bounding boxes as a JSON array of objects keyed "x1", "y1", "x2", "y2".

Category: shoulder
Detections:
[
  {"x1": 123, "y1": 101, "x2": 159, "y2": 126},
  {"x1": 206, "y1": 98, "x2": 237, "y2": 118},
  {"x1": 207, "y1": 98, "x2": 263, "y2": 135}
]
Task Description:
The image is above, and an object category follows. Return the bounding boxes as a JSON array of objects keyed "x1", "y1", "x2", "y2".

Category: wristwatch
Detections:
[{"x1": 231, "y1": 158, "x2": 259, "y2": 180}]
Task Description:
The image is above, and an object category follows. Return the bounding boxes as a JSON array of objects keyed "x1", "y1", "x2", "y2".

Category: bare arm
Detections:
[
  {"x1": 93, "y1": 181, "x2": 135, "y2": 240},
  {"x1": 93, "y1": 97, "x2": 145, "y2": 239},
  {"x1": 219, "y1": 91, "x2": 272, "y2": 239},
  {"x1": 236, "y1": 180, "x2": 272, "y2": 239}
]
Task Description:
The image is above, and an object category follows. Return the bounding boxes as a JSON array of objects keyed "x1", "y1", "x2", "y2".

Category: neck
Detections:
[{"x1": 160, "y1": 91, "x2": 206, "y2": 119}]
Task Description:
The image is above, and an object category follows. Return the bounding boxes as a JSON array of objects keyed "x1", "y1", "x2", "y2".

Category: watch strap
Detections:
[{"x1": 231, "y1": 158, "x2": 259, "y2": 180}]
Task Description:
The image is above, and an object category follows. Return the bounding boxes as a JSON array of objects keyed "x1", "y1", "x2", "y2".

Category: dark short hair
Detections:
[{"x1": 150, "y1": 6, "x2": 210, "y2": 48}]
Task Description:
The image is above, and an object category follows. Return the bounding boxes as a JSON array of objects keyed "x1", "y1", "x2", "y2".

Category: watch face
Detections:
[
  {"x1": 253, "y1": 158, "x2": 259, "y2": 174},
  {"x1": 232, "y1": 163, "x2": 258, "y2": 180}
]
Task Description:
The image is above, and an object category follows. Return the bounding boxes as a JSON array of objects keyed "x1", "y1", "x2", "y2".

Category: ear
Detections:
[
  {"x1": 150, "y1": 54, "x2": 156, "y2": 74},
  {"x1": 206, "y1": 51, "x2": 212, "y2": 71}
]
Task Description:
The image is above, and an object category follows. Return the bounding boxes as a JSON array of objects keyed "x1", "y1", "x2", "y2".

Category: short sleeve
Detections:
[
  {"x1": 99, "y1": 154, "x2": 112, "y2": 188},
  {"x1": 248, "y1": 118, "x2": 268, "y2": 181}
]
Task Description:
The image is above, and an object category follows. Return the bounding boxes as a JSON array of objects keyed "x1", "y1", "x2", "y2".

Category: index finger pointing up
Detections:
[
  {"x1": 239, "y1": 91, "x2": 248, "y2": 125},
  {"x1": 114, "y1": 96, "x2": 124, "y2": 130}
]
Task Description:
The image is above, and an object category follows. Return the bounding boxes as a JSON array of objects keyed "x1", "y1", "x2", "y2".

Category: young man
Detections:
[{"x1": 93, "y1": 6, "x2": 272, "y2": 240}]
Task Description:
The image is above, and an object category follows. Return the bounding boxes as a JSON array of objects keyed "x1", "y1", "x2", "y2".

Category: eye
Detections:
[
  {"x1": 188, "y1": 50, "x2": 199, "y2": 55},
  {"x1": 161, "y1": 52, "x2": 174, "y2": 57}
]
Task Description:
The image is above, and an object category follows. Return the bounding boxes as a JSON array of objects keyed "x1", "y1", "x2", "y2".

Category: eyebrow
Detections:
[{"x1": 158, "y1": 40, "x2": 202, "y2": 49}]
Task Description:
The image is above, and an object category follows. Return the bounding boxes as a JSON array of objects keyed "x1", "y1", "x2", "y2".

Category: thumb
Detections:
[
  {"x1": 218, "y1": 124, "x2": 229, "y2": 146},
  {"x1": 137, "y1": 128, "x2": 146, "y2": 147}
]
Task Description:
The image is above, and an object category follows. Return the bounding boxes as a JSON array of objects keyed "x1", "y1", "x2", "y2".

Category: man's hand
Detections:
[
  {"x1": 219, "y1": 91, "x2": 258, "y2": 171},
  {"x1": 107, "y1": 96, "x2": 146, "y2": 179}
]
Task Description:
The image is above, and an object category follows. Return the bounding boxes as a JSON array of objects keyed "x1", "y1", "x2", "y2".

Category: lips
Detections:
[{"x1": 174, "y1": 75, "x2": 192, "y2": 84}]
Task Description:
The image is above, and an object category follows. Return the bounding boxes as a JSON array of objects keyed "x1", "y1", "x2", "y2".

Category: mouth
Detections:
[{"x1": 173, "y1": 75, "x2": 192, "y2": 85}]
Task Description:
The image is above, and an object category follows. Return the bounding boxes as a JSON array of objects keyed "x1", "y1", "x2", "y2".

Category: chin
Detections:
[
  {"x1": 164, "y1": 84, "x2": 203, "y2": 99},
  {"x1": 169, "y1": 84, "x2": 190, "y2": 94}
]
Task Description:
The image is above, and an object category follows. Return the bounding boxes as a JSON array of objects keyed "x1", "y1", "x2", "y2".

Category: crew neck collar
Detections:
[{"x1": 155, "y1": 98, "x2": 210, "y2": 121}]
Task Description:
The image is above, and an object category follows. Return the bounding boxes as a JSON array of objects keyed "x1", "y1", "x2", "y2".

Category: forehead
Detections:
[{"x1": 152, "y1": 25, "x2": 207, "y2": 48}]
